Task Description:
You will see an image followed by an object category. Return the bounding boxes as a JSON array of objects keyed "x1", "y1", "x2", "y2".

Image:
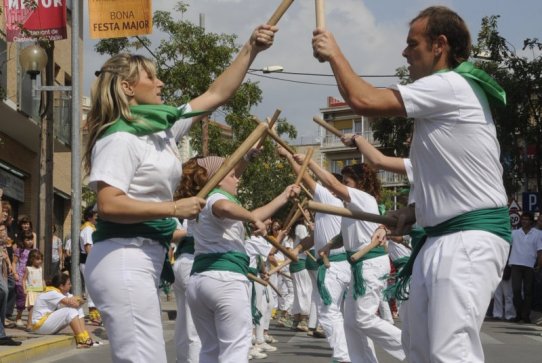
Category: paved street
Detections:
[{"x1": 29, "y1": 316, "x2": 542, "y2": 363}]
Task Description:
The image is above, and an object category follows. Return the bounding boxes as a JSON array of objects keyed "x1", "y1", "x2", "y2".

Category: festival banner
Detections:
[
  {"x1": 88, "y1": 0, "x2": 152, "y2": 39},
  {"x1": 4, "y1": 0, "x2": 67, "y2": 42}
]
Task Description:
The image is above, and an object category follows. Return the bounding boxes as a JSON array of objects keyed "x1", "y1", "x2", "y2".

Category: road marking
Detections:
[
  {"x1": 480, "y1": 332, "x2": 503, "y2": 345},
  {"x1": 525, "y1": 333, "x2": 542, "y2": 343}
]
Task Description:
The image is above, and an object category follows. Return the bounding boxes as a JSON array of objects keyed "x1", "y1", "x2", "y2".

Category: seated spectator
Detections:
[{"x1": 32, "y1": 273, "x2": 98, "y2": 348}]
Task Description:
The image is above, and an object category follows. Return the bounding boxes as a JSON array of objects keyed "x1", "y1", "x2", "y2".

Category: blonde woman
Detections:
[{"x1": 83, "y1": 24, "x2": 277, "y2": 363}]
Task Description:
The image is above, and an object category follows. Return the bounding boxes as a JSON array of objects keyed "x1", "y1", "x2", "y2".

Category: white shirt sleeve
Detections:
[{"x1": 171, "y1": 104, "x2": 194, "y2": 142}]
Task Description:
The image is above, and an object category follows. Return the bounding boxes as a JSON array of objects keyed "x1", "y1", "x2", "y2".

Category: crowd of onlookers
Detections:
[{"x1": 0, "y1": 188, "x2": 99, "y2": 348}]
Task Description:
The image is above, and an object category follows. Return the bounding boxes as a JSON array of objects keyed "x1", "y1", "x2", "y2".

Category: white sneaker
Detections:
[
  {"x1": 249, "y1": 346, "x2": 268, "y2": 359},
  {"x1": 256, "y1": 342, "x2": 277, "y2": 352},
  {"x1": 264, "y1": 334, "x2": 279, "y2": 344},
  {"x1": 15, "y1": 319, "x2": 24, "y2": 328}
]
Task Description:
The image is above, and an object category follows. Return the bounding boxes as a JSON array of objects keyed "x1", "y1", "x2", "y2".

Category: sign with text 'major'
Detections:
[
  {"x1": 4, "y1": 0, "x2": 67, "y2": 42},
  {"x1": 89, "y1": 0, "x2": 152, "y2": 39}
]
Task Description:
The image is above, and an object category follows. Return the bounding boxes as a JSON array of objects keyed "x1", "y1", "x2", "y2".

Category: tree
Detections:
[
  {"x1": 94, "y1": 1, "x2": 298, "y2": 215},
  {"x1": 474, "y1": 16, "x2": 542, "y2": 195}
]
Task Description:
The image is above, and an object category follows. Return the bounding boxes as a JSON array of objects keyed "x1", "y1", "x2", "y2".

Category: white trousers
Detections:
[
  {"x1": 173, "y1": 254, "x2": 201, "y2": 363},
  {"x1": 291, "y1": 268, "x2": 312, "y2": 315},
  {"x1": 254, "y1": 282, "x2": 271, "y2": 344},
  {"x1": 344, "y1": 255, "x2": 405, "y2": 363},
  {"x1": 277, "y1": 270, "x2": 294, "y2": 312},
  {"x1": 187, "y1": 274, "x2": 252, "y2": 363},
  {"x1": 316, "y1": 260, "x2": 351, "y2": 362},
  {"x1": 34, "y1": 307, "x2": 84, "y2": 335},
  {"x1": 85, "y1": 241, "x2": 167, "y2": 363},
  {"x1": 492, "y1": 278, "x2": 516, "y2": 320},
  {"x1": 401, "y1": 231, "x2": 509, "y2": 363},
  {"x1": 268, "y1": 272, "x2": 279, "y2": 311},
  {"x1": 307, "y1": 269, "x2": 319, "y2": 329},
  {"x1": 79, "y1": 263, "x2": 95, "y2": 308}
]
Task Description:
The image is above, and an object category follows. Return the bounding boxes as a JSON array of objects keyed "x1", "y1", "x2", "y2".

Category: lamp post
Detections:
[{"x1": 19, "y1": 43, "x2": 71, "y2": 280}]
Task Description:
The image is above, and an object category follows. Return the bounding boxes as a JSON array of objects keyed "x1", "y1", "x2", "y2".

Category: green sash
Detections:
[
  {"x1": 93, "y1": 218, "x2": 177, "y2": 282},
  {"x1": 289, "y1": 259, "x2": 307, "y2": 274},
  {"x1": 191, "y1": 251, "x2": 250, "y2": 276},
  {"x1": 316, "y1": 253, "x2": 347, "y2": 305},
  {"x1": 99, "y1": 104, "x2": 208, "y2": 138},
  {"x1": 305, "y1": 250, "x2": 319, "y2": 271},
  {"x1": 384, "y1": 207, "x2": 512, "y2": 301},
  {"x1": 347, "y1": 246, "x2": 387, "y2": 300},
  {"x1": 435, "y1": 62, "x2": 506, "y2": 106},
  {"x1": 248, "y1": 266, "x2": 263, "y2": 325}
]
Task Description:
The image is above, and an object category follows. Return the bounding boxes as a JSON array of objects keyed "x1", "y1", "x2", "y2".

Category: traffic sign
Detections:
[
  {"x1": 522, "y1": 192, "x2": 540, "y2": 212},
  {"x1": 509, "y1": 212, "x2": 521, "y2": 228}
]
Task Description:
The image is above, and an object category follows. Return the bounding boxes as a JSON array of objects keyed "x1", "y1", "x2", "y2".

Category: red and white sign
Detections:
[{"x1": 4, "y1": 0, "x2": 67, "y2": 42}]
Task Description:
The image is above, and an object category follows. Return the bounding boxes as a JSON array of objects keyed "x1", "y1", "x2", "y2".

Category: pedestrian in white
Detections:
[
  {"x1": 288, "y1": 221, "x2": 312, "y2": 332},
  {"x1": 79, "y1": 206, "x2": 100, "y2": 325},
  {"x1": 313, "y1": 6, "x2": 511, "y2": 362},
  {"x1": 83, "y1": 23, "x2": 277, "y2": 363}
]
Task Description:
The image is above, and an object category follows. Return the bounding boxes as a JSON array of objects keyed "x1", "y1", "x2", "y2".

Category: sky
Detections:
[{"x1": 82, "y1": 0, "x2": 542, "y2": 143}]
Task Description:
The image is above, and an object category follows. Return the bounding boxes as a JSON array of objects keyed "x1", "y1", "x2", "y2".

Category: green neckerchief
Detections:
[
  {"x1": 191, "y1": 251, "x2": 249, "y2": 276},
  {"x1": 174, "y1": 236, "x2": 195, "y2": 258},
  {"x1": 92, "y1": 218, "x2": 177, "y2": 283},
  {"x1": 347, "y1": 246, "x2": 387, "y2": 300},
  {"x1": 289, "y1": 259, "x2": 306, "y2": 274},
  {"x1": 305, "y1": 250, "x2": 319, "y2": 270},
  {"x1": 99, "y1": 104, "x2": 208, "y2": 139},
  {"x1": 384, "y1": 207, "x2": 511, "y2": 301},
  {"x1": 436, "y1": 61, "x2": 506, "y2": 106},
  {"x1": 316, "y1": 252, "x2": 347, "y2": 305}
]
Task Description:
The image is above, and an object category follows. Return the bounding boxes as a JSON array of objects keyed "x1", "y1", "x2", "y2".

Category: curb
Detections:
[{"x1": 0, "y1": 335, "x2": 74, "y2": 363}]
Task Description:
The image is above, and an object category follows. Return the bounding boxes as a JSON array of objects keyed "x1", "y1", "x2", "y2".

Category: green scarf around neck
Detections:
[
  {"x1": 100, "y1": 104, "x2": 208, "y2": 139},
  {"x1": 436, "y1": 61, "x2": 506, "y2": 107}
]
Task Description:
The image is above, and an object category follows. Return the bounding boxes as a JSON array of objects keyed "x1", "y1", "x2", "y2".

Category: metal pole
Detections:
[
  {"x1": 199, "y1": 13, "x2": 209, "y2": 156},
  {"x1": 70, "y1": 0, "x2": 82, "y2": 296}
]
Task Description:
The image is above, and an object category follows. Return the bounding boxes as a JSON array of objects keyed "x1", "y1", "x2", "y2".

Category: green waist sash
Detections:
[
  {"x1": 289, "y1": 259, "x2": 307, "y2": 274},
  {"x1": 175, "y1": 236, "x2": 195, "y2": 258},
  {"x1": 247, "y1": 266, "x2": 262, "y2": 325},
  {"x1": 92, "y1": 218, "x2": 177, "y2": 283},
  {"x1": 317, "y1": 252, "x2": 347, "y2": 305},
  {"x1": 385, "y1": 207, "x2": 512, "y2": 301},
  {"x1": 347, "y1": 246, "x2": 387, "y2": 300},
  {"x1": 305, "y1": 250, "x2": 319, "y2": 271},
  {"x1": 191, "y1": 251, "x2": 249, "y2": 276}
]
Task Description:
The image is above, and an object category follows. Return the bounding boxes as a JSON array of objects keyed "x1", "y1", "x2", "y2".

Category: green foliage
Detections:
[{"x1": 93, "y1": 1, "x2": 299, "y2": 211}]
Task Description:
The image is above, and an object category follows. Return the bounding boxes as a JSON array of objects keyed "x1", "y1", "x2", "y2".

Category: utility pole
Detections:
[{"x1": 199, "y1": 13, "x2": 209, "y2": 156}]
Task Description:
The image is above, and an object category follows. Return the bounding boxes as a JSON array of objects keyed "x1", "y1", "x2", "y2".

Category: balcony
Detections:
[
  {"x1": 378, "y1": 170, "x2": 408, "y2": 187},
  {"x1": 321, "y1": 131, "x2": 375, "y2": 149}
]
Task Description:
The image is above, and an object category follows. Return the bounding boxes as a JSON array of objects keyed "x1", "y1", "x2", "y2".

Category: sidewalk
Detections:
[{"x1": 0, "y1": 292, "x2": 177, "y2": 363}]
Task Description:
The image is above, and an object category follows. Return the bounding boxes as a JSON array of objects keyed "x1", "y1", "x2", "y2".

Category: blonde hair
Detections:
[{"x1": 83, "y1": 54, "x2": 158, "y2": 173}]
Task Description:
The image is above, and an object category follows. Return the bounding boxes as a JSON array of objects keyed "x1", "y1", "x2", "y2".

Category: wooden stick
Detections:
[
  {"x1": 248, "y1": 273, "x2": 269, "y2": 286},
  {"x1": 268, "y1": 259, "x2": 291, "y2": 275},
  {"x1": 283, "y1": 208, "x2": 303, "y2": 234},
  {"x1": 265, "y1": 235, "x2": 298, "y2": 262},
  {"x1": 278, "y1": 270, "x2": 292, "y2": 279},
  {"x1": 251, "y1": 116, "x2": 296, "y2": 155},
  {"x1": 313, "y1": 116, "x2": 342, "y2": 138},
  {"x1": 296, "y1": 200, "x2": 312, "y2": 224},
  {"x1": 305, "y1": 250, "x2": 317, "y2": 262},
  {"x1": 300, "y1": 184, "x2": 314, "y2": 199},
  {"x1": 267, "y1": 0, "x2": 295, "y2": 26},
  {"x1": 349, "y1": 238, "x2": 382, "y2": 263},
  {"x1": 266, "y1": 279, "x2": 282, "y2": 297},
  {"x1": 294, "y1": 147, "x2": 314, "y2": 186},
  {"x1": 256, "y1": 109, "x2": 281, "y2": 149},
  {"x1": 321, "y1": 253, "x2": 330, "y2": 268},
  {"x1": 197, "y1": 122, "x2": 268, "y2": 198},
  {"x1": 315, "y1": 0, "x2": 325, "y2": 28},
  {"x1": 306, "y1": 200, "x2": 397, "y2": 227}
]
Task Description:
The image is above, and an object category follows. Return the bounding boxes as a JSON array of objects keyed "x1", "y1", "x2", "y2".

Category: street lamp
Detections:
[
  {"x1": 19, "y1": 44, "x2": 48, "y2": 79},
  {"x1": 261, "y1": 65, "x2": 284, "y2": 73}
]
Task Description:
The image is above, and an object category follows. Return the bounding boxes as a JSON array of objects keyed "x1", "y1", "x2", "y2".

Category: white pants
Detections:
[
  {"x1": 402, "y1": 231, "x2": 509, "y2": 363},
  {"x1": 317, "y1": 260, "x2": 351, "y2": 362},
  {"x1": 34, "y1": 307, "x2": 84, "y2": 335},
  {"x1": 307, "y1": 269, "x2": 319, "y2": 329},
  {"x1": 187, "y1": 274, "x2": 252, "y2": 363},
  {"x1": 254, "y1": 282, "x2": 271, "y2": 344},
  {"x1": 291, "y1": 268, "x2": 312, "y2": 315},
  {"x1": 344, "y1": 255, "x2": 405, "y2": 363},
  {"x1": 277, "y1": 270, "x2": 294, "y2": 312},
  {"x1": 173, "y1": 254, "x2": 201, "y2": 363},
  {"x1": 79, "y1": 263, "x2": 95, "y2": 309},
  {"x1": 492, "y1": 278, "x2": 515, "y2": 320},
  {"x1": 268, "y1": 272, "x2": 279, "y2": 311},
  {"x1": 85, "y1": 241, "x2": 167, "y2": 363}
]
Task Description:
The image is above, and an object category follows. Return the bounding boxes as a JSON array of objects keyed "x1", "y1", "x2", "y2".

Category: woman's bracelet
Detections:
[
  {"x1": 350, "y1": 134, "x2": 359, "y2": 147},
  {"x1": 172, "y1": 201, "x2": 178, "y2": 217}
]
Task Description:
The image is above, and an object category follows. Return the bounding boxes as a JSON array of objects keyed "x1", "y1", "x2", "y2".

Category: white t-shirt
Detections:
[
  {"x1": 88, "y1": 105, "x2": 193, "y2": 246},
  {"x1": 245, "y1": 235, "x2": 273, "y2": 268},
  {"x1": 293, "y1": 224, "x2": 309, "y2": 260},
  {"x1": 509, "y1": 228, "x2": 542, "y2": 267},
  {"x1": 32, "y1": 289, "x2": 66, "y2": 324},
  {"x1": 79, "y1": 225, "x2": 94, "y2": 254},
  {"x1": 313, "y1": 184, "x2": 345, "y2": 255},
  {"x1": 396, "y1": 72, "x2": 507, "y2": 227},
  {"x1": 341, "y1": 187, "x2": 380, "y2": 252},
  {"x1": 51, "y1": 236, "x2": 62, "y2": 263}
]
